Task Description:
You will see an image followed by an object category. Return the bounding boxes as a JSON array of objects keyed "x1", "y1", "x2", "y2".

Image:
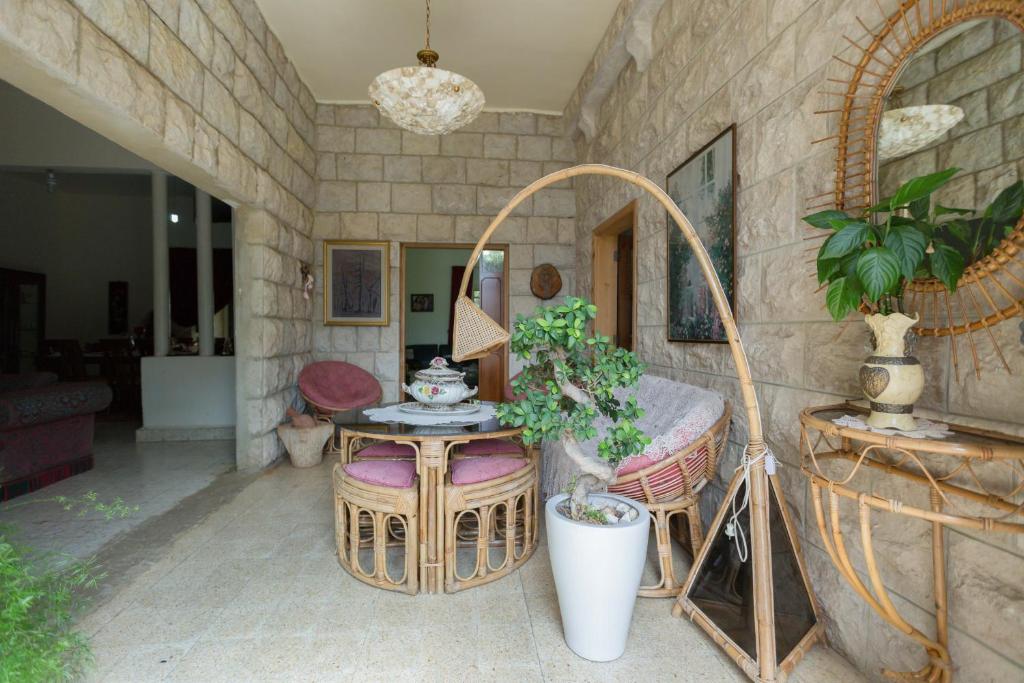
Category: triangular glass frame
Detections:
[{"x1": 674, "y1": 465, "x2": 823, "y2": 681}]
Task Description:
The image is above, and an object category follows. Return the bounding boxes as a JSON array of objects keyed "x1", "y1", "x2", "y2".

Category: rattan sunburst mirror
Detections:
[{"x1": 811, "y1": 0, "x2": 1024, "y2": 378}]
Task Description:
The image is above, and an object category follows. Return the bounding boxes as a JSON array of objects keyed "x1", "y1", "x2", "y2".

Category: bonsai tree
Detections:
[
  {"x1": 495, "y1": 297, "x2": 650, "y2": 521},
  {"x1": 804, "y1": 167, "x2": 1023, "y2": 320}
]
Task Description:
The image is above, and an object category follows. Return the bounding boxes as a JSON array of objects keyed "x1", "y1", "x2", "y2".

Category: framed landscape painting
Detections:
[
  {"x1": 324, "y1": 240, "x2": 390, "y2": 326},
  {"x1": 665, "y1": 125, "x2": 736, "y2": 343}
]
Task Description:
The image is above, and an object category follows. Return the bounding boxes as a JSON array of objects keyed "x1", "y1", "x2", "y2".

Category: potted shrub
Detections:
[
  {"x1": 803, "y1": 167, "x2": 1022, "y2": 429},
  {"x1": 495, "y1": 296, "x2": 651, "y2": 662}
]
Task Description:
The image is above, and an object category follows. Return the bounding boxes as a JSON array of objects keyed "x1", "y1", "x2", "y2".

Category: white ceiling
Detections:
[{"x1": 255, "y1": 0, "x2": 621, "y2": 113}]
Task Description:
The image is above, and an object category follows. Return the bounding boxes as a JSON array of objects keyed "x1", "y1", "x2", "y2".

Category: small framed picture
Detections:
[
  {"x1": 410, "y1": 293, "x2": 434, "y2": 312},
  {"x1": 323, "y1": 241, "x2": 390, "y2": 326}
]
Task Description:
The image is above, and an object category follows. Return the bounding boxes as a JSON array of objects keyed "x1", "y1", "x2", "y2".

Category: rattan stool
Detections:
[
  {"x1": 443, "y1": 455, "x2": 539, "y2": 593},
  {"x1": 333, "y1": 461, "x2": 419, "y2": 595},
  {"x1": 608, "y1": 404, "x2": 731, "y2": 598}
]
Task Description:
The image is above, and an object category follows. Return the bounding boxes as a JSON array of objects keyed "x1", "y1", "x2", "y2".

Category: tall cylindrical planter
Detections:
[{"x1": 545, "y1": 492, "x2": 649, "y2": 662}]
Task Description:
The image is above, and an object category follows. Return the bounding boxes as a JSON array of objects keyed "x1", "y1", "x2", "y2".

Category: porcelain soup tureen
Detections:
[{"x1": 403, "y1": 357, "x2": 478, "y2": 408}]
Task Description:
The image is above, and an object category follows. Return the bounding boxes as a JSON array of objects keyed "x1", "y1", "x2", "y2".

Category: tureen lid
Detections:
[{"x1": 414, "y1": 357, "x2": 465, "y2": 382}]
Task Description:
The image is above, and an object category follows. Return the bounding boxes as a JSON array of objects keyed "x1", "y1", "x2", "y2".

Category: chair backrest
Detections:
[{"x1": 299, "y1": 361, "x2": 383, "y2": 413}]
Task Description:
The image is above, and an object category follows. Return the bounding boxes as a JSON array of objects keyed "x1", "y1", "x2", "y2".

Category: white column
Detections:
[
  {"x1": 196, "y1": 189, "x2": 215, "y2": 356},
  {"x1": 151, "y1": 171, "x2": 169, "y2": 357}
]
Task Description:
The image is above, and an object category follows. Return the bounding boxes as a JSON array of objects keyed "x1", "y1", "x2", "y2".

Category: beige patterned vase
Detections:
[{"x1": 860, "y1": 313, "x2": 924, "y2": 431}]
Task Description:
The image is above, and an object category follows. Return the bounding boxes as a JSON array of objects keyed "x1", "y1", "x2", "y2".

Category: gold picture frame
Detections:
[{"x1": 323, "y1": 240, "x2": 390, "y2": 326}]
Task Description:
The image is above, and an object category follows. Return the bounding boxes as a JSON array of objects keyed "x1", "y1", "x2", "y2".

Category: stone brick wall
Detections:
[
  {"x1": 566, "y1": 0, "x2": 1024, "y2": 679},
  {"x1": 879, "y1": 19, "x2": 1023, "y2": 209},
  {"x1": 0, "y1": 0, "x2": 316, "y2": 468},
  {"x1": 312, "y1": 105, "x2": 577, "y2": 400}
]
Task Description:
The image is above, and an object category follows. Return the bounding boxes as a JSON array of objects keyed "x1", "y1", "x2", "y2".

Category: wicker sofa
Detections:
[
  {"x1": 0, "y1": 372, "x2": 112, "y2": 500},
  {"x1": 541, "y1": 374, "x2": 730, "y2": 596}
]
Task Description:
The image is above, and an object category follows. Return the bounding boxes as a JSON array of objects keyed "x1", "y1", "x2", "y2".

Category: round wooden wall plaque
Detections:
[{"x1": 530, "y1": 264, "x2": 562, "y2": 300}]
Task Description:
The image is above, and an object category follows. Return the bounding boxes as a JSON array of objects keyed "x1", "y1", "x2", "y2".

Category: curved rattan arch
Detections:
[
  {"x1": 451, "y1": 163, "x2": 820, "y2": 681},
  {"x1": 453, "y1": 163, "x2": 766, "y2": 452},
  {"x1": 814, "y1": 0, "x2": 1024, "y2": 377}
]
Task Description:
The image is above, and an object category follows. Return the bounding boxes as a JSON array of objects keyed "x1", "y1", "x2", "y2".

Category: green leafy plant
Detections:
[
  {"x1": 804, "y1": 168, "x2": 1023, "y2": 321},
  {"x1": 495, "y1": 296, "x2": 650, "y2": 520},
  {"x1": 1, "y1": 493, "x2": 136, "y2": 682}
]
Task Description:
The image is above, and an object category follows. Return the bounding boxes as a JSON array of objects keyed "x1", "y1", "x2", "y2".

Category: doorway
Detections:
[
  {"x1": 592, "y1": 201, "x2": 637, "y2": 350},
  {"x1": 400, "y1": 244, "x2": 509, "y2": 402}
]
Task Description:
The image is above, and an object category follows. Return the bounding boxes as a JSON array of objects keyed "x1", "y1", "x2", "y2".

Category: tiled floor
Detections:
[
  {"x1": 50, "y1": 451, "x2": 867, "y2": 682},
  {"x1": 0, "y1": 422, "x2": 235, "y2": 558}
]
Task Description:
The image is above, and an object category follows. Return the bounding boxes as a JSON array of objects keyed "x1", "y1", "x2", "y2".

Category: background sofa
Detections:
[{"x1": 0, "y1": 372, "x2": 112, "y2": 500}]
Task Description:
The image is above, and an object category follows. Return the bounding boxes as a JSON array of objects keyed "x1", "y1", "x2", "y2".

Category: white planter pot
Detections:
[{"x1": 545, "y1": 492, "x2": 650, "y2": 662}]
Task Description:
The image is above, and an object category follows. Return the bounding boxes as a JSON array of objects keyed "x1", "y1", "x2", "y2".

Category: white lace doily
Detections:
[
  {"x1": 363, "y1": 403, "x2": 497, "y2": 426},
  {"x1": 832, "y1": 414, "x2": 954, "y2": 439}
]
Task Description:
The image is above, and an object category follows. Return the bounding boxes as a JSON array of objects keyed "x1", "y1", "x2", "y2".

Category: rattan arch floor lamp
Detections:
[{"x1": 452, "y1": 164, "x2": 823, "y2": 682}]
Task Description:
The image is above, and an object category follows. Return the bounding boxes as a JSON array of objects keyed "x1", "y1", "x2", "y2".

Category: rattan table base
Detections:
[{"x1": 799, "y1": 404, "x2": 1024, "y2": 682}]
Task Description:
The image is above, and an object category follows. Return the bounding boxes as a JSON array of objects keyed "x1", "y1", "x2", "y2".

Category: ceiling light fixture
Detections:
[
  {"x1": 877, "y1": 88, "x2": 964, "y2": 161},
  {"x1": 368, "y1": 0, "x2": 484, "y2": 136}
]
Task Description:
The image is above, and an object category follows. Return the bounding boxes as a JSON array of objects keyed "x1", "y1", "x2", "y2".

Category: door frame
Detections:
[
  {"x1": 399, "y1": 242, "x2": 510, "y2": 401},
  {"x1": 591, "y1": 200, "x2": 638, "y2": 348}
]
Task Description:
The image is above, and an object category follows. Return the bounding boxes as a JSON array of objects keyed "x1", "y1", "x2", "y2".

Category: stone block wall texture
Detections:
[
  {"x1": 312, "y1": 105, "x2": 578, "y2": 400},
  {"x1": 879, "y1": 19, "x2": 1024, "y2": 208},
  {"x1": 566, "y1": 0, "x2": 1024, "y2": 680},
  {"x1": 0, "y1": 0, "x2": 316, "y2": 468}
]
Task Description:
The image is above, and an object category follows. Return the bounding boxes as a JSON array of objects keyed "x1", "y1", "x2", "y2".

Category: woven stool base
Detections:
[{"x1": 333, "y1": 464, "x2": 419, "y2": 595}]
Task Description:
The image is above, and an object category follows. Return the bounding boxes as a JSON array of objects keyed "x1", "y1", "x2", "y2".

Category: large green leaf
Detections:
[
  {"x1": 856, "y1": 247, "x2": 901, "y2": 302},
  {"x1": 934, "y1": 204, "x2": 973, "y2": 218},
  {"x1": 817, "y1": 257, "x2": 840, "y2": 285},
  {"x1": 929, "y1": 244, "x2": 966, "y2": 292},
  {"x1": 820, "y1": 222, "x2": 871, "y2": 259},
  {"x1": 909, "y1": 195, "x2": 931, "y2": 221},
  {"x1": 803, "y1": 209, "x2": 853, "y2": 230},
  {"x1": 889, "y1": 167, "x2": 960, "y2": 210},
  {"x1": 984, "y1": 180, "x2": 1023, "y2": 225},
  {"x1": 825, "y1": 276, "x2": 863, "y2": 321},
  {"x1": 883, "y1": 225, "x2": 927, "y2": 281}
]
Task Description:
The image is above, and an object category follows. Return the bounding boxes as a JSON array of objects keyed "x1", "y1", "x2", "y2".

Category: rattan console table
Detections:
[{"x1": 798, "y1": 404, "x2": 1024, "y2": 682}]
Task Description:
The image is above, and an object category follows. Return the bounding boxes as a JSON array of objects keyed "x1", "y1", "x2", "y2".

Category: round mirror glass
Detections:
[{"x1": 876, "y1": 18, "x2": 1023, "y2": 267}]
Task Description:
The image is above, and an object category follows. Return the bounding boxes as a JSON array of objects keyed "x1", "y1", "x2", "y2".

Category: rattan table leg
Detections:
[{"x1": 419, "y1": 439, "x2": 446, "y2": 594}]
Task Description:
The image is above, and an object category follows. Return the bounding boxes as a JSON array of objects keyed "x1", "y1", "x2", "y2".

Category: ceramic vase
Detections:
[{"x1": 860, "y1": 312, "x2": 924, "y2": 431}]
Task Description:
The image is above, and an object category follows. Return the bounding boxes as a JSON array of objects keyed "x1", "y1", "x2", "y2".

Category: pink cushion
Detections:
[
  {"x1": 299, "y1": 361, "x2": 382, "y2": 413},
  {"x1": 358, "y1": 442, "x2": 416, "y2": 458},
  {"x1": 450, "y1": 457, "x2": 528, "y2": 485},
  {"x1": 343, "y1": 461, "x2": 417, "y2": 489},
  {"x1": 461, "y1": 439, "x2": 524, "y2": 456}
]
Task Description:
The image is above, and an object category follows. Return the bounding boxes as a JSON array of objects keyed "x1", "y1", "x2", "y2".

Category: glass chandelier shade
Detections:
[
  {"x1": 877, "y1": 104, "x2": 964, "y2": 160},
  {"x1": 368, "y1": 1, "x2": 485, "y2": 136}
]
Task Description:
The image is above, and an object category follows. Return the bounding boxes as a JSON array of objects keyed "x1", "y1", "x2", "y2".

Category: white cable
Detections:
[{"x1": 723, "y1": 445, "x2": 776, "y2": 563}]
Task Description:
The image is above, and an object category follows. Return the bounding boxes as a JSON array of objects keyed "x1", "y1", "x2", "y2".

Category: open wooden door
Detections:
[
  {"x1": 592, "y1": 202, "x2": 637, "y2": 350},
  {"x1": 475, "y1": 250, "x2": 506, "y2": 401}
]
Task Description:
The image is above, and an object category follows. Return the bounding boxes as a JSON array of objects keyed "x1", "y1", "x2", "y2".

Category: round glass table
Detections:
[{"x1": 337, "y1": 401, "x2": 534, "y2": 594}]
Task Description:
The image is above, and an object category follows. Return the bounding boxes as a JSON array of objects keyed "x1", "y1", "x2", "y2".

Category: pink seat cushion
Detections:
[
  {"x1": 299, "y1": 361, "x2": 382, "y2": 413},
  {"x1": 450, "y1": 457, "x2": 528, "y2": 485},
  {"x1": 358, "y1": 442, "x2": 416, "y2": 458},
  {"x1": 461, "y1": 439, "x2": 524, "y2": 456},
  {"x1": 343, "y1": 461, "x2": 417, "y2": 489}
]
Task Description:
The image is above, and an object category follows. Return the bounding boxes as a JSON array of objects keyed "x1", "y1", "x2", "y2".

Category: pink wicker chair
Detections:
[{"x1": 299, "y1": 361, "x2": 382, "y2": 453}]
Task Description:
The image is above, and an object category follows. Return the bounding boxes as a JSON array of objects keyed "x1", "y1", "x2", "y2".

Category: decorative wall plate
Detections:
[{"x1": 530, "y1": 263, "x2": 563, "y2": 300}]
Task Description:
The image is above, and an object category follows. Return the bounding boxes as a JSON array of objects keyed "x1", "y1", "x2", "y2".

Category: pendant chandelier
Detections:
[
  {"x1": 368, "y1": 0, "x2": 485, "y2": 136},
  {"x1": 877, "y1": 87, "x2": 963, "y2": 161}
]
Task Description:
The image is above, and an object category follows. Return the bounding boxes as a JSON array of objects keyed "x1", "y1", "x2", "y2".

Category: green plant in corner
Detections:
[
  {"x1": 495, "y1": 296, "x2": 650, "y2": 521},
  {"x1": 0, "y1": 492, "x2": 136, "y2": 682},
  {"x1": 803, "y1": 167, "x2": 1024, "y2": 321}
]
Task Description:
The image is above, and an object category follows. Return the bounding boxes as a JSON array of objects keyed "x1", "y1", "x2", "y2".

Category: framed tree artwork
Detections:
[
  {"x1": 665, "y1": 124, "x2": 736, "y2": 343},
  {"x1": 323, "y1": 241, "x2": 390, "y2": 326}
]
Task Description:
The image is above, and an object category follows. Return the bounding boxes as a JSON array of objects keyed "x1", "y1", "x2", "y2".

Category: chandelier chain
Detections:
[{"x1": 425, "y1": 0, "x2": 431, "y2": 49}]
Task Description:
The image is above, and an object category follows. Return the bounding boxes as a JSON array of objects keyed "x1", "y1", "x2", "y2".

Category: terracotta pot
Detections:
[{"x1": 860, "y1": 312, "x2": 924, "y2": 431}]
